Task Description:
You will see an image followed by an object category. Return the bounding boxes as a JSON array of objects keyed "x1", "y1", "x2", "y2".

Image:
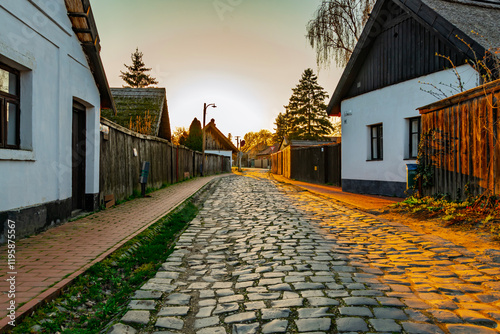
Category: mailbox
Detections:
[{"x1": 140, "y1": 161, "x2": 150, "y2": 197}]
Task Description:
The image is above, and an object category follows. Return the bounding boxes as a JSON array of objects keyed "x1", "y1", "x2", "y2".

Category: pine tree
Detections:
[
  {"x1": 273, "y1": 111, "x2": 290, "y2": 143},
  {"x1": 185, "y1": 118, "x2": 202, "y2": 152},
  {"x1": 285, "y1": 69, "x2": 333, "y2": 140},
  {"x1": 120, "y1": 48, "x2": 158, "y2": 88}
]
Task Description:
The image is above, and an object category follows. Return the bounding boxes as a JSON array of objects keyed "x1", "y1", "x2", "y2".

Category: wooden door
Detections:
[{"x1": 72, "y1": 101, "x2": 86, "y2": 211}]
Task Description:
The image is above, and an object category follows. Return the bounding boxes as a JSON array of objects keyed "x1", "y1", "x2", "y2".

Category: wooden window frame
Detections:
[
  {"x1": 409, "y1": 117, "x2": 421, "y2": 159},
  {"x1": 0, "y1": 62, "x2": 21, "y2": 149},
  {"x1": 370, "y1": 123, "x2": 383, "y2": 161}
]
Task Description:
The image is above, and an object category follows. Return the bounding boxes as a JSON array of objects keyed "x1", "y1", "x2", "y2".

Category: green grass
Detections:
[{"x1": 11, "y1": 202, "x2": 199, "y2": 334}]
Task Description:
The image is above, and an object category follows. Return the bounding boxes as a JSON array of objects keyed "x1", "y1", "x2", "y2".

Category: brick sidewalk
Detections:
[
  {"x1": 0, "y1": 175, "x2": 223, "y2": 330},
  {"x1": 269, "y1": 173, "x2": 403, "y2": 211}
]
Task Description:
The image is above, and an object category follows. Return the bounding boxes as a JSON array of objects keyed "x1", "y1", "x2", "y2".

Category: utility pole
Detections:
[{"x1": 235, "y1": 136, "x2": 242, "y2": 172}]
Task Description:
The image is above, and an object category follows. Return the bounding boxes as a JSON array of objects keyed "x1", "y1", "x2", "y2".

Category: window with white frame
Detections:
[
  {"x1": 370, "y1": 123, "x2": 383, "y2": 160},
  {"x1": 0, "y1": 62, "x2": 20, "y2": 149}
]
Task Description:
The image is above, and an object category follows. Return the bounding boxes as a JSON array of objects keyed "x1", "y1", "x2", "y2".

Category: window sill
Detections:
[
  {"x1": 404, "y1": 158, "x2": 418, "y2": 161},
  {"x1": 0, "y1": 149, "x2": 35, "y2": 161},
  {"x1": 366, "y1": 159, "x2": 383, "y2": 162}
]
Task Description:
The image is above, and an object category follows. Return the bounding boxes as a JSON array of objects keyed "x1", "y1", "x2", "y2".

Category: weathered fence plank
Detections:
[
  {"x1": 100, "y1": 118, "x2": 230, "y2": 204},
  {"x1": 419, "y1": 79, "x2": 500, "y2": 199}
]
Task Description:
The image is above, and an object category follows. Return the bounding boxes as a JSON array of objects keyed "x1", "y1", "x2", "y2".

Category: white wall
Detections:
[
  {"x1": 341, "y1": 64, "x2": 479, "y2": 186},
  {"x1": 0, "y1": 0, "x2": 101, "y2": 211}
]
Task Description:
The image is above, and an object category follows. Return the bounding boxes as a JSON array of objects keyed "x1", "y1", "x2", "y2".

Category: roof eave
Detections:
[{"x1": 65, "y1": 0, "x2": 116, "y2": 114}]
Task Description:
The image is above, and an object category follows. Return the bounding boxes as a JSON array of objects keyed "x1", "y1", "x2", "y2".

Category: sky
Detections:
[{"x1": 91, "y1": 0, "x2": 343, "y2": 141}]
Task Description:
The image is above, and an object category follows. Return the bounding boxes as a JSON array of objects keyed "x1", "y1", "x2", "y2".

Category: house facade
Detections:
[
  {"x1": 204, "y1": 119, "x2": 238, "y2": 166},
  {"x1": 327, "y1": 0, "x2": 498, "y2": 197},
  {"x1": 0, "y1": 0, "x2": 114, "y2": 241}
]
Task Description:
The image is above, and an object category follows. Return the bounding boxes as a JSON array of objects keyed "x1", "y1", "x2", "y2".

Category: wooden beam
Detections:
[{"x1": 67, "y1": 12, "x2": 87, "y2": 18}]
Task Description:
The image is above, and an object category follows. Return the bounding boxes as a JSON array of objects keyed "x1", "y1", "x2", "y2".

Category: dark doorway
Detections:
[{"x1": 72, "y1": 101, "x2": 86, "y2": 211}]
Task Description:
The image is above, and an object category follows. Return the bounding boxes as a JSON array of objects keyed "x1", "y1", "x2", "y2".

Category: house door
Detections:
[{"x1": 72, "y1": 101, "x2": 86, "y2": 211}]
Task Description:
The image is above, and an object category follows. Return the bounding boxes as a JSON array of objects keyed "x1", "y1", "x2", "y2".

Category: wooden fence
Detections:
[
  {"x1": 100, "y1": 118, "x2": 230, "y2": 203},
  {"x1": 418, "y1": 79, "x2": 500, "y2": 199},
  {"x1": 271, "y1": 144, "x2": 341, "y2": 186}
]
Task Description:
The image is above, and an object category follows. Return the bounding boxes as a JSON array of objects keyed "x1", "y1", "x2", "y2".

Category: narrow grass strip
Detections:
[{"x1": 11, "y1": 201, "x2": 198, "y2": 334}]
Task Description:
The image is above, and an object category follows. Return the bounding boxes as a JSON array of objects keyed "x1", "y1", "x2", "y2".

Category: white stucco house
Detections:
[
  {"x1": 0, "y1": 0, "x2": 115, "y2": 241},
  {"x1": 327, "y1": 0, "x2": 499, "y2": 197}
]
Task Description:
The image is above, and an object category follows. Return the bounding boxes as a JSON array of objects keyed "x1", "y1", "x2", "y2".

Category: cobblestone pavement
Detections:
[{"x1": 110, "y1": 173, "x2": 500, "y2": 334}]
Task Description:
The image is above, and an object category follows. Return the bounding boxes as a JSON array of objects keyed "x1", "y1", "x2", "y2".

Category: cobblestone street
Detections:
[{"x1": 112, "y1": 172, "x2": 500, "y2": 334}]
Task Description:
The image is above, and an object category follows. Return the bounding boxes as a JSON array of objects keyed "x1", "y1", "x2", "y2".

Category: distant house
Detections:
[
  {"x1": 101, "y1": 88, "x2": 171, "y2": 140},
  {"x1": 0, "y1": 0, "x2": 114, "y2": 241},
  {"x1": 255, "y1": 144, "x2": 280, "y2": 168},
  {"x1": 204, "y1": 119, "x2": 238, "y2": 166},
  {"x1": 327, "y1": 0, "x2": 499, "y2": 197}
]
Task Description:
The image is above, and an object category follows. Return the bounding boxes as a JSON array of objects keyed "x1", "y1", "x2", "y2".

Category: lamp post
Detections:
[{"x1": 202, "y1": 102, "x2": 216, "y2": 176}]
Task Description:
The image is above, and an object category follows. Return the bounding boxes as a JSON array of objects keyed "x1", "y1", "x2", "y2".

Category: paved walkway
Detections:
[
  {"x1": 0, "y1": 175, "x2": 222, "y2": 330},
  {"x1": 109, "y1": 172, "x2": 500, "y2": 334},
  {"x1": 270, "y1": 172, "x2": 403, "y2": 211}
]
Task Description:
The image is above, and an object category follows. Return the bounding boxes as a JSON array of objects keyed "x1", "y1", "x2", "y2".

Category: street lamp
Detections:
[{"x1": 202, "y1": 102, "x2": 216, "y2": 176}]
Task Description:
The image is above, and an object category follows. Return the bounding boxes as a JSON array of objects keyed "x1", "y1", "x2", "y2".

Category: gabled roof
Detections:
[
  {"x1": 204, "y1": 119, "x2": 238, "y2": 153},
  {"x1": 257, "y1": 144, "x2": 280, "y2": 157},
  {"x1": 327, "y1": 0, "x2": 500, "y2": 116},
  {"x1": 101, "y1": 88, "x2": 171, "y2": 140},
  {"x1": 63, "y1": 0, "x2": 116, "y2": 112}
]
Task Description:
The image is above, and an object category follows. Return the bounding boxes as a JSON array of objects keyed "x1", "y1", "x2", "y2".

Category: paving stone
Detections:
[
  {"x1": 196, "y1": 327, "x2": 227, "y2": 334},
  {"x1": 262, "y1": 319, "x2": 288, "y2": 333},
  {"x1": 155, "y1": 317, "x2": 184, "y2": 330},
  {"x1": 212, "y1": 282, "x2": 233, "y2": 289},
  {"x1": 338, "y1": 307, "x2": 373, "y2": 317},
  {"x1": 108, "y1": 323, "x2": 137, "y2": 334},
  {"x1": 195, "y1": 316, "x2": 220, "y2": 329},
  {"x1": 343, "y1": 297, "x2": 379, "y2": 306},
  {"x1": 132, "y1": 290, "x2": 162, "y2": 300},
  {"x1": 261, "y1": 308, "x2": 291, "y2": 320},
  {"x1": 232, "y1": 323, "x2": 260, "y2": 334},
  {"x1": 307, "y1": 297, "x2": 340, "y2": 306},
  {"x1": 219, "y1": 294, "x2": 243, "y2": 303},
  {"x1": 446, "y1": 324, "x2": 498, "y2": 334},
  {"x1": 121, "y1": 310, "x2": 150, "y2": 325},
  {"x1": 245, "y1": 301, "x2": 266, "y2": 310},
  {"x1": 455, "y1": 310, "x2": 497, "y2": 327},
  {"x1": 298, "y1": 307, "x2": 332, "y2": 318},
  {"x1": 369, "y1": 318, "x2": 402, "y2": 332},
  {"x1": 128, "y1": 299, "x2": 156, "y2": 310},
  {"x1": 200, "y1": 299, "x2": 217, "y2": 307},
  {"x1": 293, "y1": 282, "x2": 325, "y2": 290},
  {"x1": 270, "y1": 298, "x2": 303, "y2": 308},
  {"x1": 402, "y1": 322, "x2": 445, "y2": 334},
  {"x1": 428, "y1": 309, "x2": 462, "y2": 323},
  {"x1": 200, "y1": 290, "x2": 215, "y2": 298},
  {"x1": 248, "y1": 292, "x2": 280, "y2": 301},
  {"x1": 158, "y1": 306, "x2": 190, "y2": 316},
  {"x1": 373, "y1": 307, "x2": 408, "y2": 320},
  {"x1": 336, "y1": 317, "x2": 369, "y2": 332},
  {"x1": 196, "y1": 306, "x2": 215, "y2": 318},
  {"x1": 216, "y1": 289, "x2": 234, "y2": 297},
  {"x1": 225, "y1": 312, "x2": 257, "y2": 323},
  {"x1": 295, "y1": 318, "x2": 331, "y2": 332},
  {"x1": 165, "y1": 293, "x2": 191, "y2": 305},
  {"x1": 268, "y1": 283, "x2": 292, "y2": 291}
]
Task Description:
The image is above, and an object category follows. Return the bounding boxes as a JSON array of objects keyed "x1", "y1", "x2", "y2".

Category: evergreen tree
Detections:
[
  {"x1": 285, "y1": 69, "x2": 333, "y2": 140},
  {"x1": 120, "y1": 48, "x2": 158, "y2": 88},
  {"x1": 185, "y1": 118, "x2": 202, "y2": 151},
  {"x1": 273, "y1": 111, "x2": 290, "y2": 143}
]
